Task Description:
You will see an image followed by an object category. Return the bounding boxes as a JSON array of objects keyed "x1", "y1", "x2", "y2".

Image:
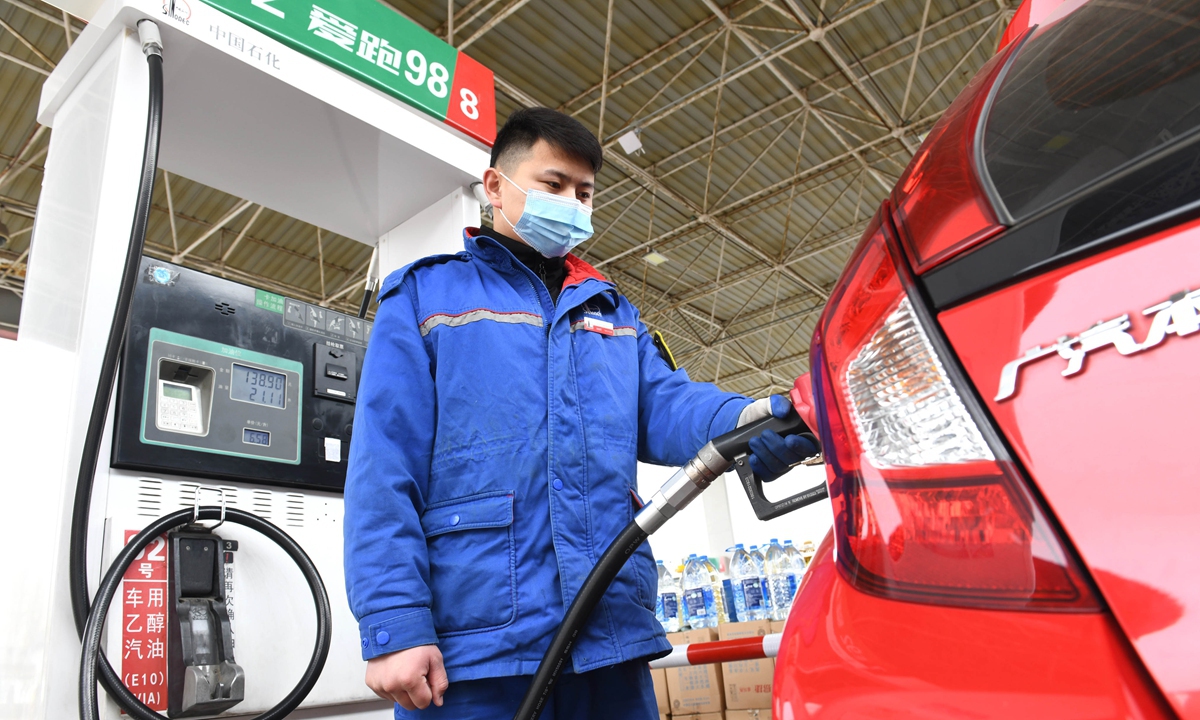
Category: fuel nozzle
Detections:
[{"x1": 635, "y1": 405, "x2": 823, "y2": 534}]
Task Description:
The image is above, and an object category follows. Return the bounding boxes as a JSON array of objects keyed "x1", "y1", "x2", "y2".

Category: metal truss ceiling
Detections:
[{"x1": 0, "y1": 0, "x2": 1012, "y2": 396}]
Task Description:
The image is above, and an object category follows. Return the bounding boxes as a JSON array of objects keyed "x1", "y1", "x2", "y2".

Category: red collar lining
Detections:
[{"x1": 563, "y1": 254, "x2": 607, "y2": 287}]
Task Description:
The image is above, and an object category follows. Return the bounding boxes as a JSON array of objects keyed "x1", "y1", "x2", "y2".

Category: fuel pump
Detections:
[
  {"x1": 2, "y1": 1, "x2": 494, "y2": 718},
  {"x1": 65, "y1": 20, "x2": 335, "y2": 720}
]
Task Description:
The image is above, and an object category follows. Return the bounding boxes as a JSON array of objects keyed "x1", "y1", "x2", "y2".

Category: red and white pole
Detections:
[{"x1": 648, "y1": 633, "x2": 783, "y2": 669}]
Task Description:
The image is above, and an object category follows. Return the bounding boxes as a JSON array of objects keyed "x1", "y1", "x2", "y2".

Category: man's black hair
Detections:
[{"x1": 490, "y1": 107, "x2": 604, "y2": 174}]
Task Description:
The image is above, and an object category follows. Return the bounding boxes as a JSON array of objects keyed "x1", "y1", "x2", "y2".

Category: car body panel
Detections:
[
  {"x1": 773, "y1": 534, "x2": 1173, "y2": 719},
  {"x1": 998, "y1": 0, "x2": 1077, "y2": 52},
  {"x1": 938, "y1": 218, "x2": 1200, "y2": 718}
]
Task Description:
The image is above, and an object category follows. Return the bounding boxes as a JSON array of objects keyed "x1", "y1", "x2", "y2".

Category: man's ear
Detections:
[{"x1": 483, "y1": 167, "x2": 504, "y2": 211}]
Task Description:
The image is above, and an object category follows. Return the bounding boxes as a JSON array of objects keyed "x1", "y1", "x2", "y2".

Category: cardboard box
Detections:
[
  {"x1": 769, "y1": 620, "x2": 786, "y2": 635},
  {"x1": 718, "y1": 621, "x2": 774, "y2": 709},
  {"x1": 692, "y1": 714, "x2": 725, "y2": 720},
  {"x1": 665, "y1": 628, "x2": 724, "y2": 715},
  {"x1": 651, "y1": 667, "x2": 670, "y2": 715},
  {"x1": 726, "y1": 710, "x2": 772, "y2": 720}
]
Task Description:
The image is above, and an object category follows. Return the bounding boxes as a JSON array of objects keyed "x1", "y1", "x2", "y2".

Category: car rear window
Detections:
[{"x1": 982, "y1": 0, "x2": 1200, "y2": 222}]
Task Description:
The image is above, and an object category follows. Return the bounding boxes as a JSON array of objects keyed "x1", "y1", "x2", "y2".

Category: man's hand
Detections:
[
  {"x1": 738, "y1": 395, "x2": 819, "y2": 482},
  {"x1": 365, "y1": 644, "x2": 449, "y2": 711}
]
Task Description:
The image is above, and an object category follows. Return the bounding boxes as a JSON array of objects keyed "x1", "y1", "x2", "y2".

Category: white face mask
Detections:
[{"x1": 497, "y1": 172, "x2": 594, "y2": 258}]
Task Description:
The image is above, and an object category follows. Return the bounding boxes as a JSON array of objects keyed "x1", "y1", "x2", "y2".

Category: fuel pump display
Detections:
[{"x1": 112, "y1": 258, "x2": 370, "y2": 491}]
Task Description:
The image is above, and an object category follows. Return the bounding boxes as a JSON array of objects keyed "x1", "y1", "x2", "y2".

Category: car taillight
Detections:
[
  {"x1": 889, "y1": 34, "x2": 1024, "y2": 272},
  {"x1": 811, "y1": 209, "x2": 1098, "y2": 610}
]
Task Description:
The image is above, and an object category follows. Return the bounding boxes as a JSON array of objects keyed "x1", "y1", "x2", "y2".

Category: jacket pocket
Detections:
[{"x1": 421, "y1": 490, "x2": 516, "y2": 636}]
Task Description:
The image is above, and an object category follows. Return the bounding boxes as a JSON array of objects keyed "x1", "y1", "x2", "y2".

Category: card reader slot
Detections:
[{"x1": 155, "y1": 359, "x2": 215, "y2": 437}]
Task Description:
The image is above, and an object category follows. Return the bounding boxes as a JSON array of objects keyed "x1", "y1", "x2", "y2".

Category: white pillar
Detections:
[
  {"x1": 375, "y1": 186, "x2": 481, "y2": 280},
  {"x1": 1, "y1": 28, "x2": 151, "y2": 720}
]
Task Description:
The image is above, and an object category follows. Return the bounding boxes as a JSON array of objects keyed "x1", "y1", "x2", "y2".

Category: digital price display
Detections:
[
  {"x1": 231, "y1": 363, "x2": 287, "y2": 409},
  {"x1": 162, "y1": 384, "x2": 192, "y2": 400},
  {"x1": 242, "y1": 428, "x2": 271, "y2": 447}
]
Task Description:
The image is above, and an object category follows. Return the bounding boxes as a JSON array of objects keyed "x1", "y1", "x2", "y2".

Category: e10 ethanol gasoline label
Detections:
[
  {"x1": 199, "y1": 0, "x2": 497, "y2": 145},
  {"x1": 121, "y1": 530, "x2": 169, "y2": 711}
]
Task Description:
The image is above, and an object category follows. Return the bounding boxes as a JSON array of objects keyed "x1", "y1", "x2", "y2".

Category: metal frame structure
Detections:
[{"x1": 0, "y1": 0, "x2": 1013, "y2": 395}]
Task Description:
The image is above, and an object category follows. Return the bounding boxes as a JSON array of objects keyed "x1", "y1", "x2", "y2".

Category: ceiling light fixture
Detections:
[
  {"x1": 618, "y1": 129, "x2": 644, "y2": 156},
  {"x1": 643, "y1": 249, "x2": 668, "y2": 266}
]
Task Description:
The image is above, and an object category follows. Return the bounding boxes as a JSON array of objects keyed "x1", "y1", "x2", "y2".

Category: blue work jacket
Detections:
[{"x1": 344, "y1": 229, "x2": 751, "y2": 681}]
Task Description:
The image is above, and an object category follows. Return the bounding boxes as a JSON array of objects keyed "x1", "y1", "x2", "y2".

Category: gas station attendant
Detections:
[{"x1": 343, "y1": 108, "x2": 817, "y2": 719}]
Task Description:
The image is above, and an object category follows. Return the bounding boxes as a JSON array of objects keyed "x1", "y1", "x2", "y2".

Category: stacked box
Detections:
[
  {"x1": 718, "y1": 621, "x2": 774, "y2": 710},
  {"x1": 770, "y1": 620, "x2": 786, "y2": 635},
  {"x1": 651, "y1": 667, "x2": 670, "y2": 715},
  {"x1": 665, "y1": 628, "x2": 724, "y2": 715},
  {"x1": 726, "y1": 710, "x2": 772, "y2": 719}
]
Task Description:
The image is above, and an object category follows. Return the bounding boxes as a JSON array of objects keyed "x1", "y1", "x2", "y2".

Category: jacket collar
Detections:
[
  {"x1": 465, "y1": 228, "x2": 619, "y2": 317},
  {"x1": 465, "y1": 227, "x2": 612, "y2": 290}
]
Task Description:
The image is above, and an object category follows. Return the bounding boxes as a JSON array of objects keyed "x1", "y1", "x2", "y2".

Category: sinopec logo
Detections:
[{"x1": 162, "y1": 0, "x2": 191, "y2": 24}]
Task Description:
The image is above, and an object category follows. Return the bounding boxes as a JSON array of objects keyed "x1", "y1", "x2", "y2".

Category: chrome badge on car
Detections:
[{"x1": 995, "y1": 288, "x2": 1200, "y2": 402}]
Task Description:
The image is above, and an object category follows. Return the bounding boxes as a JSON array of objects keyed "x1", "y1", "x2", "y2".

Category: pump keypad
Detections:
[{"x1": 156, "y1": 380, "x2": 205, "y2": 435}]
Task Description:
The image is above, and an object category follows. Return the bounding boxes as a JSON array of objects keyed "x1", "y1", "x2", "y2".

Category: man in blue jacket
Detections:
[{"x1": 344, "y1": 108, "x2": 815, "y2": 719}]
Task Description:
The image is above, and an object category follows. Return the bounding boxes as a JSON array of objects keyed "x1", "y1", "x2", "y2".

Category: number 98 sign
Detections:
[{"x1": 204, "y1": 1, "x2": 497, "y2": 146}]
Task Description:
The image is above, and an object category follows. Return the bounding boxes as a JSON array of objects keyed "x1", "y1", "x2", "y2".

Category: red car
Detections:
[{"x1": 774, "y1": 0, "x2": 1200, "y2": 717}]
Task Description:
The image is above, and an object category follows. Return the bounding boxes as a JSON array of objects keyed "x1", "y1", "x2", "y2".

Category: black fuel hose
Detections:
[
  {"x1": 515, "y1": 409, "x2": 822, "y2": 720},
  {"x1": 66, "y1": 30, "x2": 165, "y2": 719},
  {"x1": 69, "y1": 36, "x2": 163, "y2": 639},
  {"x1": 79, "y1": 507, "x2": 333, "y2": 720},
  {"x1": 512, "y1": 521, "x2": 649, "y2": 720}
]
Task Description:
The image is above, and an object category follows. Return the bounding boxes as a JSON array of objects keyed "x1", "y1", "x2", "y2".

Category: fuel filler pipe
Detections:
[{"x1": 512, "y1": 408, "x2": 825, "y2": 720}]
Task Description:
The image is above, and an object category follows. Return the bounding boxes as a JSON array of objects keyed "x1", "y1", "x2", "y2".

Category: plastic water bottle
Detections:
[
  {"x1": 682, "y1": 554, "x2": 716, "y2": 629},
  {"x1": 655, "y1": 560, "x2": 682, "y2": 632},
  {"x1": 730, "y1": 544, "x2": 767, "y2": 621},
  {"x1": 800, "y1": 540, "x2": 817, "y2": 567},
  {"x1": 749, "y1": 545, "x2": 772, "y2": 618},
  {"x1": 702, "y1": 556, "x2": 729, "y2": 624},
  {"x1": 721, "y1": 573, "x2": 738, "y2": 623},
  {"x1": 784, "y1": 540, "x2": 805, "y2": 606},
  {"x1": 784, "y1": 539, "x2": 808, "y2": 575},
  {"x1": 766, "y1": 539, "x2": 795, "y2": 621},
  {"x1": 729, "y1": 546, "x2": 746, "y2": 617}
]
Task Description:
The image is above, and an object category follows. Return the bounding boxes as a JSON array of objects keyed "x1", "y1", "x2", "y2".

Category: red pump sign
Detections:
[{"x1": 121, "y1": 530, "x2": 170, "y2": 712}]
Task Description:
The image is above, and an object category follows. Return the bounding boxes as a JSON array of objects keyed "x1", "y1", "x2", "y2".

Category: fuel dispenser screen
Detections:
[
  {"x1": 112, "y1": 259, "x2": 371, "y2": 492},
  {"x1": 162, "y1": 385, "x2": 192, "y2": 400},
  {"x1": 230, "y1": 364, "x2": 287, "y2": 408}
]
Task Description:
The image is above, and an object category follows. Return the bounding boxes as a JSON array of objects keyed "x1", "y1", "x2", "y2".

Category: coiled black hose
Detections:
[
  {"x1": 512, "y1": 521, "x2": 649, "y2": 720},
  {"x1": 79, "y1": 507, "x2": 333, "y2": 720}
]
